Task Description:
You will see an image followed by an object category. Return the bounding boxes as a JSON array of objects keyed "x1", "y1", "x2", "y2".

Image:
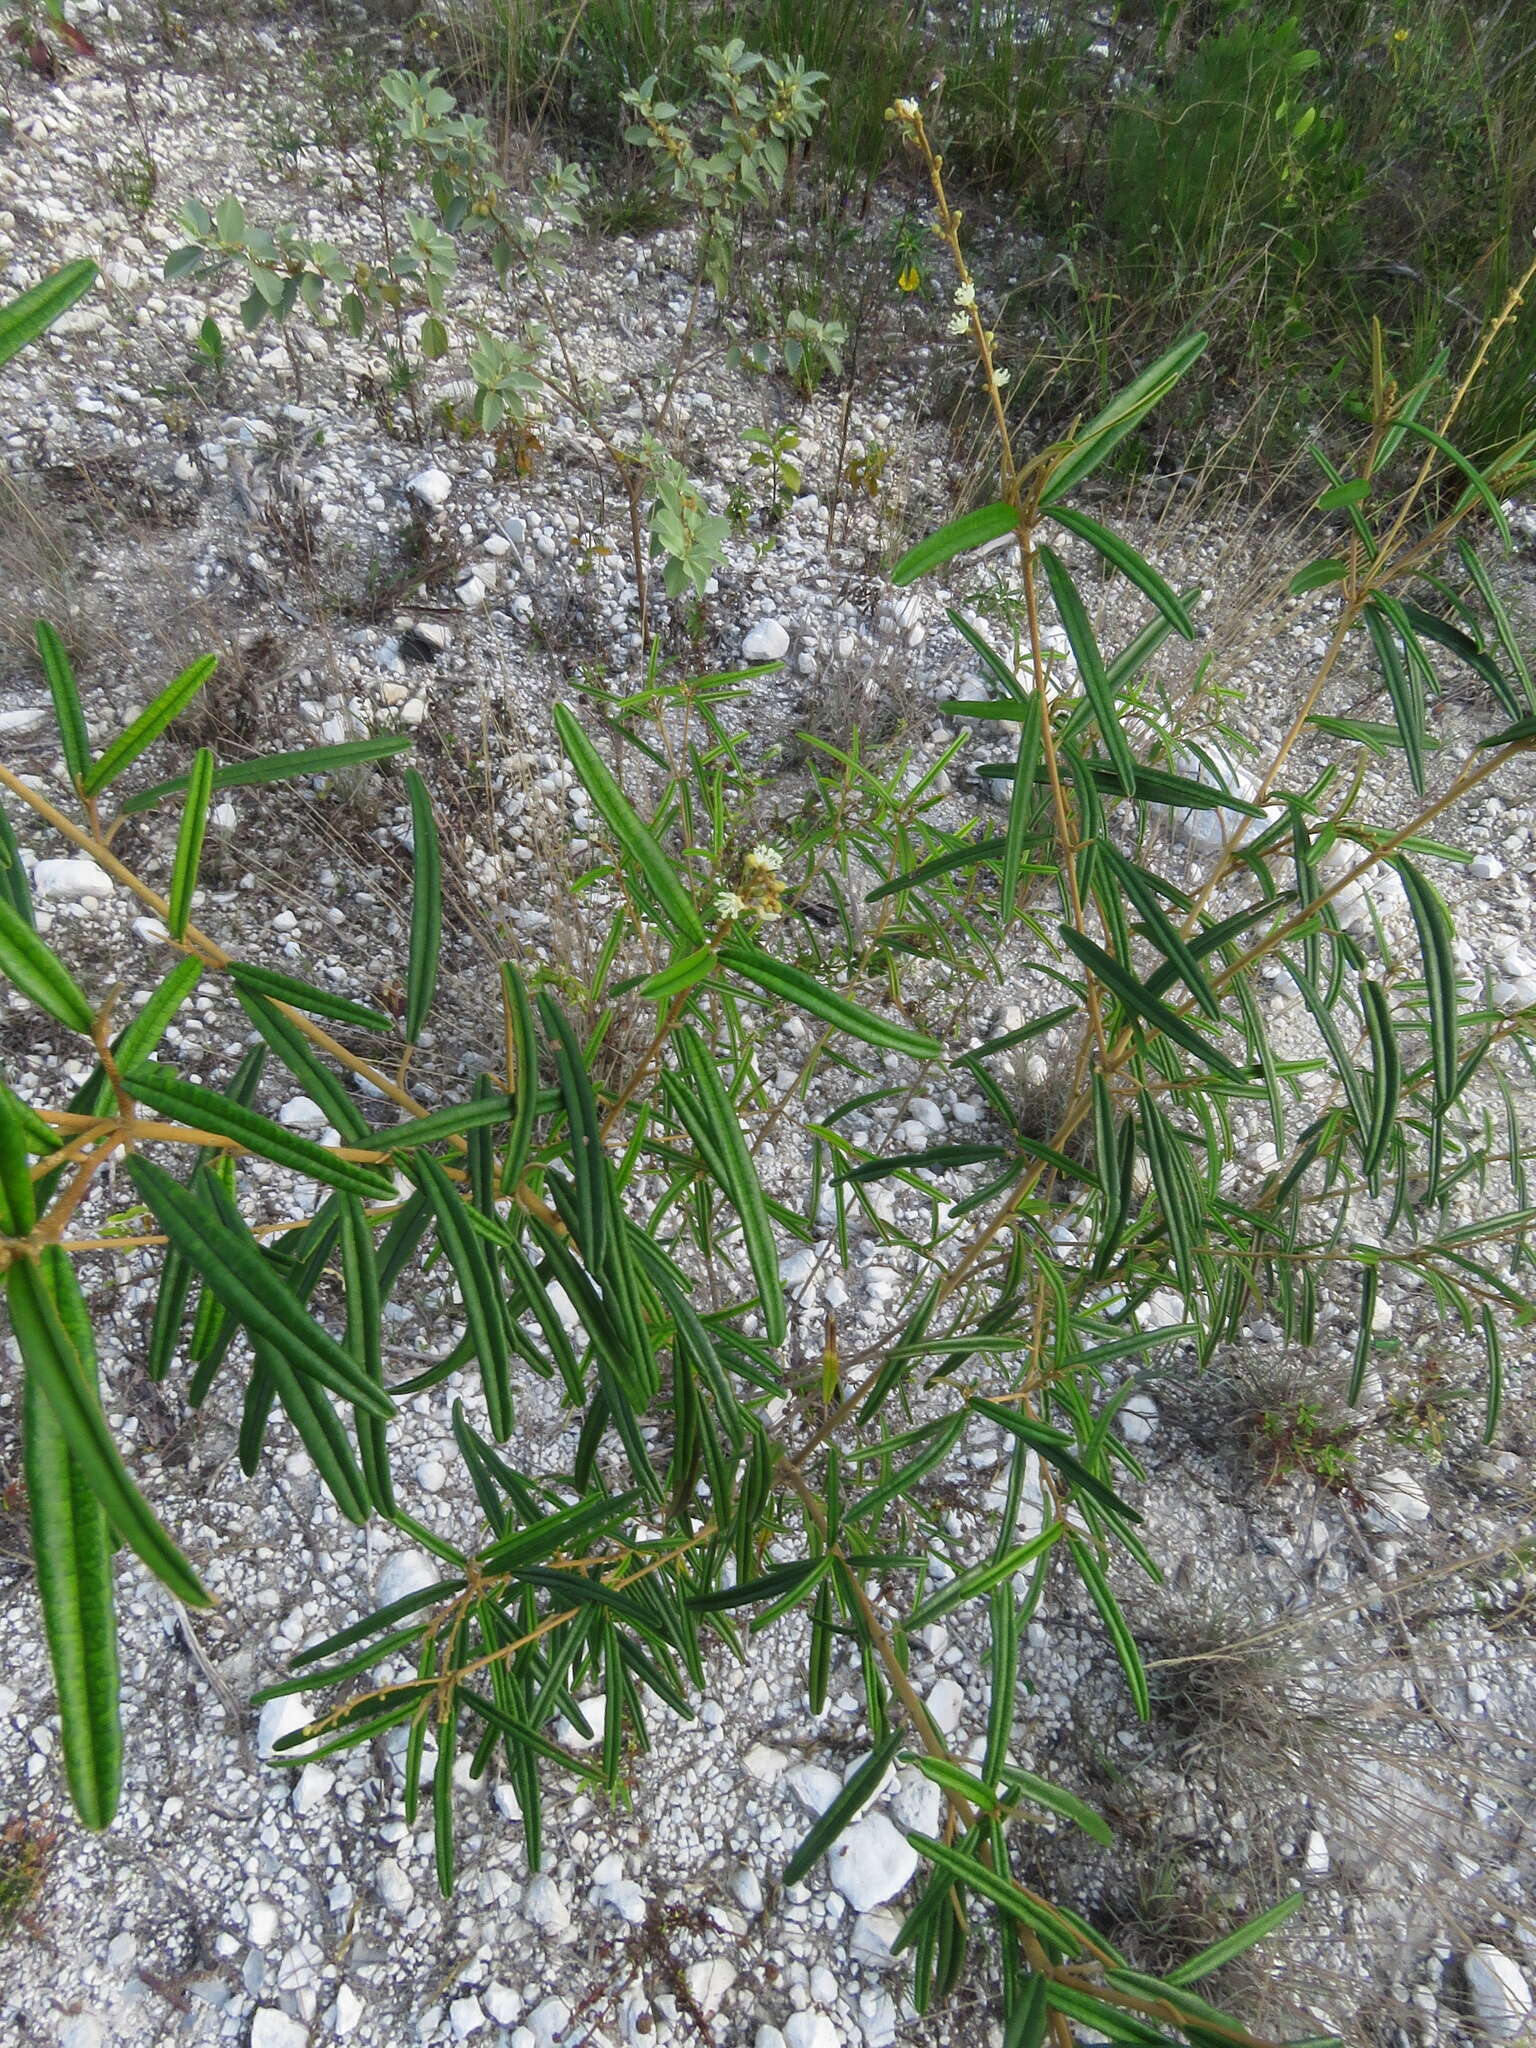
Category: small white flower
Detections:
[
  {"x1": 953, "y1": 281, "x2": 977, "y2": 310},
  {"x1": 947, "y1": 310, "x2": 971, "y2": 336},
  {"x1": 747, "y1": 843, "x2": 784, "y2": 871},
  {"x1": 714, "y1": 890, "x2": 747, "y2": 920},
  {"x1": 992, "y1": 366, "x2": 1010, "y2": 386}
]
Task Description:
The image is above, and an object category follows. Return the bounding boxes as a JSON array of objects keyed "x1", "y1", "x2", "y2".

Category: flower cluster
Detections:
[{"x1": 713, "y1": 843, "x2": 785, "y2": 926}]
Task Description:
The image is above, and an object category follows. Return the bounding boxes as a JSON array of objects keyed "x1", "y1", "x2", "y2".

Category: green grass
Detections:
[{"x1": 433, "y1": 0, "x2": 1533, "y2": 476}]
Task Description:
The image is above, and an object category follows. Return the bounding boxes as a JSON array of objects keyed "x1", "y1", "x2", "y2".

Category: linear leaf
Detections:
[
  {"x1": 123, "y1": 1060, "x2": 394, "y2": 1200},
  {"x1": 23, "y1": 1249, "x2": 121, "y2": 1828},
  {"x1": 907, "y1": 1832, "x2": 1093, "y2": 1954},
  {"x1": 1056, "y1": 925, "x2": 1245, "y2": 1083},
  {"x1": 411, "y1": 1149, "x2": 513, "y2": 1440},
  {"x1": 783, "y1": 1728, "x2": 906, "y2": 1885},
  {"x1": 1395, "y1": 856, "x2": 1457, "y2": 1104},
  {"x1": 82, "y1": 656, "x2": 216, "y2": 797},
  {"x1": 119, "y1": 734, "x2": 415, "y2": 816},
  {"x1": 228, "y1": 961, "x2": 391, "y2": 1033},
  {"x1": 1043, "y1": 505, "x2": 1195, "y2": 637},
  {"x1": 35, "y1": 621, "x2": 91, "y2": 786},
  {"x1": 1363, "y1": 599, "x2": 1425, "y2": 795},
  {"x1": 1166, "y1": 1890, "x2": 1307, "y2": 1985},
  {"x1": 720, "y1": 939, "x2": 940, "y2": 1060},
  {"x1": 1038, "y1": 546, "x2": 1137, "y2": 796},
  {"x1": 404, "y1": 768, "x2": 441, "y2": 1044},
  {"x1": 0, "y1": 801, "x2": 33, "y2": 928},
  {"x1": 232, "y1": 989, "x2": 372, "y2": 1146},
  {"x1": 553, "y1": 701, "x2": 704, "y2": 944},
  {"x1": 8, "y1": 1257, "x2": 208, "y2": 1605},
  {"x1": 1067, "y1": 1535, "x2": 1148, "y2": 1718},
  {"x1": 671, "y1": 1024, "x2": 785, "y2": 1345},
  {"x1": 126, "y1": 1155, "x2": 396, "y2": 1419},
  {"x1": 0, "y1": 896, "x2": 95, "y2": 1032},
  {"x1": 1042, "y1": 332, "x2": 1208, "y2": 503},
  {"x1": 1101, "y1": 845, "x2": 1219, "y2": 1019},
  {"x1": 167, "y1": 747, "x2": 214, "y2": 942},
  {"x1": 0, "y1": 260, "x2": 98, "y2": 366},
  {"x1": 891, "y1": 502, "x2": 1018, "y2": 586}
]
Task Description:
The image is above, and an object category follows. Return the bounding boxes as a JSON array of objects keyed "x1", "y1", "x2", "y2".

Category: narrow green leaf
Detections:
[
  {"x1": 0, "y1": 1082, "x2": 37, "y2": 1235},
  {"x1": 907, "y1": 1832, "x2": 1094, "y2": 1954},
  {"x1": 1289, "y1": 556, "x2": 1348, "y2": 596},
  {"x1": 411, "y1": 1149, "x2": 513, "y2": 1440},
  {"x1": 0, "y1": 801, "x2": 33, "y2": 929},
  {"x1": 1359, "y1": 977, "x2": 1399, "y2": 1184},
  {"x1": 1390, "y1": 415, "x2": 1511, "y2": 549},
  {"x1": 720, "y1": 939, "x2": 940, "y2": 1061},
  {"x1": 782, "y1": 1728, "x2": 906, "y2": 1885},
  {"x1": 498, "y1": 962, "x2": 540, "y2": 1198},
  {"x1": 1043, "y1": 333, "x2": 1208, "y2": 503},
  {"x1": 1395, "y1": 856, "x2": 1458, "y2": 1104},
  {"x1": 997, "y1": 1763, "x2": 1113, "y2": 1847},
  {"x1": 1102, "y1": 845, "x2": 1220, "y2": 1019},
  {"x1": 82, "y1": 657, "x2": 216, "y2": 798},
  {"x1": 1043, "y1": 506, "x2": 1195, "y2": 637},
  {"x1": 866, "y1": 832, "x2": 1010, "y2": 903},
  {"x1": 167, "y1": 747, "x2": 214, "y2": 942},
  {"x1": 907, "y1": 1529, "x2": 1061, "y2": 1628},
  {"x1": 8, "y1": 1257, "x2": 208, "y2": 1606},
  {"x1": 35, "y1": 621, "x2": 91, "y2": 787},
  {"x1": 126, "y1": 1154, "x2": 396, "y2": 1419},
  {"x1": 339, "y1": 1196, "x2": 393, "y2": 1516},
  {"x1": 1038, "y1": 546, "x2": 1137, "y2": 796},
  {"x1": 233, "y1": 990, "x2": 372, "y2": 1145},
  {"x1": 891, "y1": 502, "x2": 1018, "y2": 586},
  {"x1": 228, "y1": 961, "x2": 391, "y2": 1033},
  {"x1": 553, "y1": 701, "x2": 704, "y2": 944},
  {"x1": 123, "y1": 1060, "x2": 394, "y2": 1200},
  {"x1": 972, "y1": 1400, "x2": 1143, "y2": 1524},
  {"x1": 23, "y1": 1249, "x2": 121, "y2": 1828},
  {"x1": 1481, "y1": 1304, "x2": 1503, "y2": 1444},
  {"x1": 1056, "y1": 925, "x2": 1245, "y2": 1083},
  {"x1": 404, "y1": 768, "x2": 441, "y2": 1044},
  {"x1": 1002, "y1": 690, "x2": 1043, "y2": 917},
  {"x1": 119, "y1": 734, "x2": 415, "y2": 817},
  {"x1": 1067, "y1": 1536, "x2": 1148, "y2": 1718},
  {"x1": 638, "y1": 943, "x2": 717, "y2": 1001},
  {"x1": 0, "y1": 896, "x2": 96, "y2": 1032},
  {"x1": 671, "y1": 1024, "x2": 785, "y2": 1345},
  {"x1": 259, "y1": 1342, "x2": 371, "y2": 1523},
  {"x1": 1363, "y1": 600, "x2": 1425, "y2": 796},
  {"x1": 0, "y1": 260, "x2": 98, "y2": 366},
  {"x1": 1166, "y1": 1890, "x2": 1307, "y2": 1986}
]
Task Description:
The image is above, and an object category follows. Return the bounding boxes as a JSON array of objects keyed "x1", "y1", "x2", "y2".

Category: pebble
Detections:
[
  {"x1": 683, "y1": 1959, "x2": 736, "y2": 2016},
  {"x1": 277, "y1": 1095, "x2": 328, "y2": 1129},
  {"x1": 784, "y1": 2016, "x2": 839, "y2": 2048},
  {"x1": 375, "y1": 1548, "x2": 440, "y2": 1606},
  {"x1": 1119, "y1": 1392, "x2": 1158, "y2": 1446},
  {"x1": 524, "y1": 1874, "x2": 571, "y2": 1934},
  {"x1": 826, "y1": 1814, "x2": 919, "y2": 1911},
  {"x1": 1364, "y1": 1469, "x2": 1432, "y2": 1529},
  {"x1": 1465, "y1": 1946, "x2": 1533, "y2": 2040},
  {"x1": 925, "y1": 1677, "x2": 965, "y2": 1735},
  {"x1": 743, "y1": 618, "x2": 791, "y2": 663},
  {"x1": 251, "y1": 2013, "x2": 309, "y2": 2048},
  {"x1": 32, "y1": 857, "x2": 113, "y2": 900},
  {"x1": 408, "y1": 467, "x2": 452, "y2": 508},
  {"x1": 256, "y1": 1693, "x2": 313, "y2": 1760}
]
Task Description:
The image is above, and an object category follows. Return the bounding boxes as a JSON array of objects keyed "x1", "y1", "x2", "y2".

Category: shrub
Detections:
[{"x1": 5, "y1": 98, "x2": 1536, "y2": 2043}]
